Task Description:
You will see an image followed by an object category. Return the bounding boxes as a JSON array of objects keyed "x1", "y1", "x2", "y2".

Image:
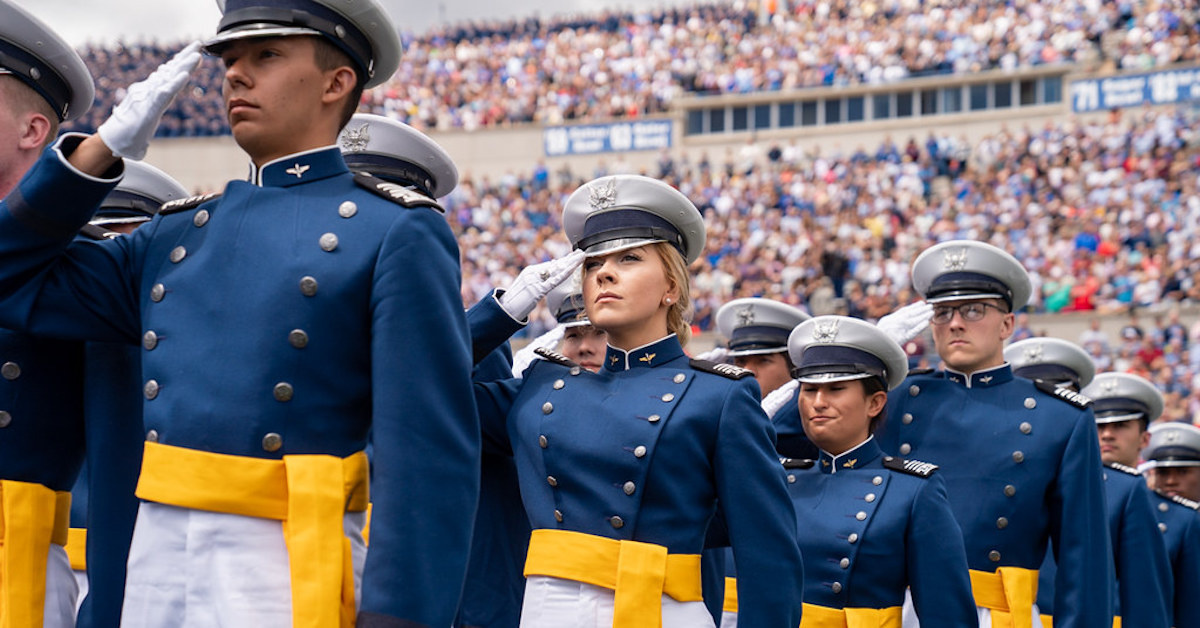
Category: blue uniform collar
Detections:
[
  {"x1": 944, "y1": 363, "x2": 1012, "y2": 389},
  {"x1": 603, "y1": 335, "x2": 684, "y2": 372},
  {"x1": 818, "y1": 436, "x2": 881, "y2": 474},
  {"x1": 248, "y1": 145, "x2": 348, "y2": 188}
]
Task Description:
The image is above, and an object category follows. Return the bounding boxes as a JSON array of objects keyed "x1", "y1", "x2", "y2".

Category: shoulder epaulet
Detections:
[
  {"x1": 533, "y1": 347, "x2": 578, "y2": 369},
  {"x1": 1158, "y1": 490, "x2": 1200, "y2": 511},
  {"x1": 1105, "y1": 461, "x2": 1141, "y2": 476},
  {"x1": 159, "y1": 193, "x2": 220, "y2": 215},
  {"x1": 354, "y1": 173, "x2": 444, "y2": 212},
  {"x1": 882, "y1": 455, "x2": 938, "y2": 478},
  {"x1": 781, "y1": 457, "x2": 814, "y2": 470},
  {"x1": 79, "y1": 224, "x2": 120, "y2": 241},
  {"x1": 689, "y1": 358, "x2": 753, "y2": 380},
  {"x1": 1034, "y1": 380, "x2": 1092, "y2": 409},
  {"x1": 908, "y1": 367, "x2": 935, "y2": 376}
]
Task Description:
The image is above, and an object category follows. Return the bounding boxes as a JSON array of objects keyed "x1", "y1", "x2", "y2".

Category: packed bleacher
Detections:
[{"x1": 64, "y1": 0, "x2": 1200, "y2": 134}]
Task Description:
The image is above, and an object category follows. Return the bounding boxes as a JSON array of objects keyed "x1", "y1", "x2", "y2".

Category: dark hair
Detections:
[
  {"x1": 311, "y1": 37, "x2": 364, "y2": 130},
  {"x1": 863, "y1": 376, "x2": 888, "y2": 433}
]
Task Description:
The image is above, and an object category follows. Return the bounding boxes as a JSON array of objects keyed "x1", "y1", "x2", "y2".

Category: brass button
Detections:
[
  {"x1": 547, "y1": 476, "x2": 558, "y2": 487},
  {"x1": 909, "y1": 385, "x2": 920, "y2": 397},
  {"x1": 145, "y1": 429, "x2": 158, "y2": 442},
  {"x1": 899, "y1": 443, "x2": 912, "y2": 455},
  {"x1": 872, "y1": 476, "x2": 883, "y2": 486},
  {"x1": 169, "y1": 246, "x2": 187, "y2": 263},
  {"x1": 647, "y1": 414, "x2": 661, "y2": 423},
  {"x1": 634, "y1": 445, "x2": 647, "y2": 458},
  {"x1": 554, "y1": 510, "x2": 563, "y2": 523},
  {"x1": 996, "y1": 517, "x2": 1009, "y2": 529},
  {"x1": 0, "y1": 411, "x2": 11, "y2": 428},
  {"x1": 1159, "y1": 502, "x2": 1169, "y2": 513},
  {"x1": 569, "y1": 367, "x2": 581, "y2": 376},
  {"x1": 144, "y1": 379, "x2": 160, "y2": 400},
  {"x1": 274, "y1": 382, "x2": 294, "y2": 402},
  {"x1": 1, "y1": 362, "x2": 20, "y2": 380},
  {"x1": 299, "y1": 276, "x2": 319, "y2": 297},
  {"x1": 289, "y1": 329, "x2": 309, "y2": 349},
  {"x1": 142, "y1": 330, "x2": 159, "y2": 351},
  {"x1": 1159, "y1": 522, "x2": 1168, "y2": 532},
  {"x1": 864, "y1": 493, "x2": 876, "y2": 503},
  {"x1": 661, "y1": 393, "x2": 675, "y2": 402},
  {"x1": 193, "y1": 209, "x2": 210, "y2": 227},
  {"x1": 319, "y1": 233, "x2": 339, "y2": 252},
  {"x1": 538, "y1": 435, "x2": 548, "y2": 448},
  {"x1": 1024, "y1": 397, "x2": 1036, "y2": 409},
  {"x1": 831, "y1": 582, "x2": 843, "y2": 594},
  {"x1": 1012, "y1": 451, "x2": 1025, "y2": 463},
  {"x1": 623, "y1": 481, "x2": 636, "y2": 495},
  {"x1": 553, "y1": 379, "x2": 565, "y2": 390},
  {"x1": 338, "y1": 201, "x2": 358, "y2": 218},
  {"x1": 1004, "y1": 485, "x2": 1016, "y2": 497},
  {"x1": 902, "y1": 413, "x2": 913, "y2": 424},
  {"x1": 847, "y1": 533, "x2": 858, "y2": 544},
  {"x1": 673, "y1": 373, "x2": 686, "y2": 384},
  {"x1": 855, "y1": 511, "x2": 867, "y2": 521},
  {"x1": 988, "y1": 550, "x2": 1001, "y2": 562},
  {"x1": 1019, "y1": 422, "x2": 1032, "y2": 435},
  {"x1": 151, "y1": 283, "x2": 166, "y2": 302},
  {"x1": 542, "y1": 402, "x2": 554, "y2": 415},
  {"x1": 787, "y1": 474, "x2": 796, "y2": 484},
  {"x1": 610, "y1": 516, "x2": 624, "y2": 529},
  {"x1": 839, "y1": 557, "x2": 850, "y2": 569},
  {"x1": 262, "y1": 433, "x2": 283, "y2": 452}
]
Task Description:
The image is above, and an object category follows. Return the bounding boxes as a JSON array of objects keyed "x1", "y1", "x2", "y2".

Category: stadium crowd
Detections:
[{"x1": 64, "y1": 0, "x2": 1199, "y2": 134}]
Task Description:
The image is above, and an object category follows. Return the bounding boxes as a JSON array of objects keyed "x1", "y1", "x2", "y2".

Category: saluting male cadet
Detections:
[
  {"x1": 1007, "y1": 340, "x2": 1171, "y2": 628},
  {"x1": 1132, "y1": 418, "x2": 1200, "y2": 627},
  {"x1": 0, "y1": 0, "x2": 489, "y2": 624},
  {"x1": 876, "y1": 240, "x2": 1112, "y2": 627},
  {"x1": 0, "y1": 3, "x2": 94, "y2": 626}
]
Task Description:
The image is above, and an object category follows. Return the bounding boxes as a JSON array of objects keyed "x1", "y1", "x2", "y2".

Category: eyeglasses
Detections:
[{"x1": 931, "y1": 302, "x2": 1008, "y2": 325}]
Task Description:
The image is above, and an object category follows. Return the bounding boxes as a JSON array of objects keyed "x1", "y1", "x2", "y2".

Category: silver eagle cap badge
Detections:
[
  {"x1": 588, "y1": 178, "x2": 618, "y2": 210},
  {"x1": 340, "y1": 123, "x2": 370, "y2": 153},
  {"x1": 812, "y1": 319, "x2": 840, "y2": 343},
  {"x1": 942, "y1": 247, "x2": 969, "y2": 271}
]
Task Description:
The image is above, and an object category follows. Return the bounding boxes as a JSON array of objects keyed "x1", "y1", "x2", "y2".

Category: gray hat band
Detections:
[
  {"x1": 576, "y1": 225, "x2": 683, "y2": 258},
  {"x1": 214, "y1": 5, "x2": 373, "y2": 80}
]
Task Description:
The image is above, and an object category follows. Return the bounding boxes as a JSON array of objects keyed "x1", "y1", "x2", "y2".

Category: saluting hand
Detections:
[
  {"x1": 98, "y1": 41, "x2": 202, "y2": 160},
  {"x1": 877, "y1": 300, "x2": 933, "y2": 346},
  {"x1": 499, "y1": 249, "x2": 586, "y2": 322}
]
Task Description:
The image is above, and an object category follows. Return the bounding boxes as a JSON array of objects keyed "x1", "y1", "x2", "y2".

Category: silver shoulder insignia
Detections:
[
  {"x1": 689, "y1": 358, "x2": 753, "y2": 380},
  {"x1": 353, "y1": 173, "x2": 444, "y2": 213},
  {"x1": 159, "y1": 193, "x2": 220, "y2": 215},
  {"x1": 1105, "y1": 461, "x2": 1140, "y2": 476},
  {"x1": 79, "y1": 224, "x2": 121, "y2": 241},
  {"x1": 781, "y1": 458, "x2": 815, "y2": 469},
  {"x1": 533, "y1": 347, "x2": 578, "y2": 369},
  {"x1": 883, "y1": 456, "x2": 938, "y2": 478},
  {"x1": 1034, "y1": 380, "x2": 1091, "y2": 408}
]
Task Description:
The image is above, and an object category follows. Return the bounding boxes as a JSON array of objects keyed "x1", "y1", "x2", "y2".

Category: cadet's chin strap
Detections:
[{"x1": 0, "y1": 480, "x2": 71, "y2": 628}]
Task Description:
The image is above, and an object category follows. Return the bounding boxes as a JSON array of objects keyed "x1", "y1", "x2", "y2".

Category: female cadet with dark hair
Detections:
[
  {"x1": 783, "y1": 315, "x2": 977, "y2": 627},
  {"x1": 474, "y1": 174, "x2": 803, "y2": 628}
]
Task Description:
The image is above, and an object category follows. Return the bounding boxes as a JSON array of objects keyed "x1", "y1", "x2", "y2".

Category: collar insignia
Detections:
[
  {"x1": 942, "y1": 247, "x2": 969, "y2": 271},
  {"x1": 340, "y1": 123, "x2": 370, "y2": 153},
  {"x1": 844, "y1": 459, "x2": 857, "y2": 469},
  {"x1": 812, "y1": 318, "x2": 840, "y2": 343},
  {"x1": 588, "y1": 178, "x2": 618, "y2": 210},
  {"x1": 737, "y1": 304, "x2": 755, "y2": 326},
  {"x1": 979, "y1": 375, "x2": 993, "y2": 384},
  {"x1": 610, "y1": 355, "x2": 619, "y2": 365},
  {"x1": 639, "y1": 353, "x2": 656, "y2": 363},
  {"x1": 286, "y1": 163, "x2": 311, "y2": 179},
  {"x1": 821, "y1": 458, "x2": 831, "y2": 467}
]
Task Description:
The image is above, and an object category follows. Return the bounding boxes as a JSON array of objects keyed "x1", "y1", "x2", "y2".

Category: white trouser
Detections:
[
  {"x1": 43, "y1": 544, "x2": 78, "y2": 627},
  {"x1": 72, "y1": 568, "x2": 88, "y2": 614},
  {"x1": 519, "y1": 574, "x2": 715, "y2": 628},
  {"x1": 120, "y1": 502, "x2": 366, "y2": 627},
  {"x1": 902, "y1": 588, "x2": 1043, "y2": 627}
]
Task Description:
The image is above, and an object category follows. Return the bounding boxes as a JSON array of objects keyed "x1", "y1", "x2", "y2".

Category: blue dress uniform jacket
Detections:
[
  {"x1": 876, "y1": 366, "x2": 1113, "y2": 627},
  {"x1": 788, "y1": 438, "x2": 977, "y2": 626},
  {"x1": 1036, "y1": 464, "x2": 1171, "y2": 627},
  {"x1": 475, "y1": 335, "x2": 804, "y2": 628},
  {"x1": 1151, "y1": 491, "x2": 1200, "y2": 627},
  {"x1": 0, "y1": 330, "x2": 84, "y2": 491},
  {"x1": 0, "y1": 138, "x2": 480, "y2": 627}
]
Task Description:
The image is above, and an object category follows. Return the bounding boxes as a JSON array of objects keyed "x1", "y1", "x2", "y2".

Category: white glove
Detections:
[
  {"x1": 693, "y1": 346, "x2": 729, "y2": 363},
  {"x1": 761, "y1": 378, "x2": 798, "y2": 419},
  {"x1": 498, "y1": 250, "x2": 586, "y2": 321},
  {"x1": 98, "y1": 42, "x2": 202, "y2": 159},
  {"x1": 877, "y1": 300, "x2": 933, "y2": 346},
  {"x1": 511, "y1": 326, "x2": 565, "y2": 378}
]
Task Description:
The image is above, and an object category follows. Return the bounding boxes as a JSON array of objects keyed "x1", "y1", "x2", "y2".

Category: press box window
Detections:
[
  {"x1": 778, "y1": 102, "x2": 796, "y2": 128},
  {"x1": 896, "y1": 92, "x2": 913, "y2": 117},
  {"x1": 754, "y1": 104, "x2": 772, "y2": 130},
  {"x1": 847, "y1": 96, "x2": 864, "y2": 122},
  {"x1": 732, "y1": 106, "x2": 749, "y2": 131},
  {"x1": 873, "y1": 93, "x2": 891, "y2": 119},
  {"x1": 687, "y1": 109, "x2": 704, "y2": 135},
  {"x1": 800, "y1": 101, "x2": 818, "y2": 126},
  {"x1": 825, "y1": 99, "x2": 841, "y2": 124},
  {"x1": 708, "y1": 108, "x2": 725, "y2": 133},
  {"x1": 969, "y1": 84, "x2": 988, "y2": 111}
]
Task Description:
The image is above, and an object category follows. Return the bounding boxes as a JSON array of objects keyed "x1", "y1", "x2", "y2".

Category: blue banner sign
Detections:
[
  {"x1": 544, "y1": 120, "x2": 673, "y2": 156},
  {"x1": 1072, "y1": 66, "x2": 1200, "y2": 112}
]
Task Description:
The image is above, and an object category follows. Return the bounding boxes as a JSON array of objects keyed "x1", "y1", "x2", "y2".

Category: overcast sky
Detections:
[{"x1": 13, "y1": 0, "x2": 701, "y2": 46}]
